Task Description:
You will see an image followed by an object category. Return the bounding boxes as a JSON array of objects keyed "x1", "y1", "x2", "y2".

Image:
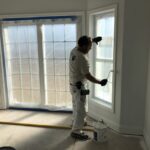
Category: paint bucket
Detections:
[{"x1": 93, "y1": 121, "x2": 108, "y2": 142}]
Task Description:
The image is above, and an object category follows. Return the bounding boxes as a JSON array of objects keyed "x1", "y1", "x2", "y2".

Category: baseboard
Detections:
[
  {"x1": 118, "y1": 124, "x2": 143, "y2": 135},
  {"x1": 144, "y1": 129, "x2": 150, "y2": 150},
  {"x1": 0, "y1": 106, "x2": 7, "y2": 110},
  {"x1": 0, "y1": 101, "x2": 7, "y2": 109},
  {"x1": 88, "y1": 111, "x2": 143, "y2": 135},
  {"x1": 88, "y1": 111, "x2": 121, "y2": 132}
]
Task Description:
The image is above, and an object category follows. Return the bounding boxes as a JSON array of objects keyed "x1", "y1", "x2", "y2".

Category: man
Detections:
[{"x1": 69, "y1": 35, "x2": 108, "y2": 140}]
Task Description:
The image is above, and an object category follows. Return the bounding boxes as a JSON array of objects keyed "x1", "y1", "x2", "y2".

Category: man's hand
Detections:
[
  {"x1": 92, "y1": 36, "x2": 102, "y2": 45},
  {"x1": 85, "y1": 73, "x2": 108, "y2": 86},
  {"x1": 100, "y1": 79, "x2": 108, "y2": 86}
]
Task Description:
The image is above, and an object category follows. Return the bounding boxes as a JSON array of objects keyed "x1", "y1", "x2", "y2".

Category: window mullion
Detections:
[
  {"x1": 96, "y1": 58, "x2": 113, "y2": 62},
  {"x1": 37, "y1": 23, "x2": 45, "y2": 106}
]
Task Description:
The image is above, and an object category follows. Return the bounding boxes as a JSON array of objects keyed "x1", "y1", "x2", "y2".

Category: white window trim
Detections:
[{"x1": 87, "y1": 4, "x2": 118, "y2": 113}]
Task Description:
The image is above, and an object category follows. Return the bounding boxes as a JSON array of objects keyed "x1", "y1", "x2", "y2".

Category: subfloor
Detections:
[{"x1": 0, "y1": 110, "x2": 146, "y2": 150}]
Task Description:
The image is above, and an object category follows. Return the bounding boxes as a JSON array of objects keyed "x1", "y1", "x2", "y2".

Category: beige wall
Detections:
[
  {"x1": 144, "y1": 48, "x2": 150, "y2": 149},
  {"x1": 87, "y1": 0, "x2": 118, "y2": 10},
  {"x1": 0, "y1": 0, "x2": 86, "y2": 15},
  {"x1": 120, "y1": 0, "x2": 150, "y2": 134}
]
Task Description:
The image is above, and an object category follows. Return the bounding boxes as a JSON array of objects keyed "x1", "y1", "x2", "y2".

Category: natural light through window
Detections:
[
  {"x1": 94, "y1": 12, "x2": 115, "y2": 104},
  {"x1": 3, "y1": 25, "x2": 41, "y2": 105},
  {"x1": 42, "y1": 23, "x2": 77, "y2": 107},
  {"x1": 2, "y1": 16, "x2": 79, "y2": 109}
]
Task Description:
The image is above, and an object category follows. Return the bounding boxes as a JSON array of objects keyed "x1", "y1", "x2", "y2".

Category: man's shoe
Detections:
[{"x1": 71, "y1": 132, "x2": 89, "y2": 141}]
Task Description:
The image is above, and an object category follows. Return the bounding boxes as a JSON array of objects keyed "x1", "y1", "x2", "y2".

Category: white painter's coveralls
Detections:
[{"x1": 69, "y1": 47, "x2": 89, "y2": 132}]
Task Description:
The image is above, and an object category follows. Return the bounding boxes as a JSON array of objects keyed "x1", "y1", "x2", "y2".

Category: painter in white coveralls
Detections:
[{"x1": 69, "y1": 35, "x2": 108, "y2": 140}]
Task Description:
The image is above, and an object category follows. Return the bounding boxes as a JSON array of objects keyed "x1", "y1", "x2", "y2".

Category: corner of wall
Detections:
[
  {"x1": 144, "y1": 129, "x2": 150, "y2": 150},
  {"x1": 144, "y1": 46, "x2": 150, "y2": 150}
]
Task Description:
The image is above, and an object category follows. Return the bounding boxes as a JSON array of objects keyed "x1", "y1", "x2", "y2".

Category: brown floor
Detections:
[
  {"x1": 0, "y1": 110, "x2": 72, "y2": 126},
  {"x1": 0, "y1": 110, "x2": 146, "y2": 150}
]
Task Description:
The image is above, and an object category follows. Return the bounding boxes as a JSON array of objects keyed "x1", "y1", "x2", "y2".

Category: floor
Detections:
[
  {"x1": 0, "y1": 110, "x2": 146, "y2": 150},
  {"x1": 0, "y1": 110, "x2": 72, "y2": 126}
]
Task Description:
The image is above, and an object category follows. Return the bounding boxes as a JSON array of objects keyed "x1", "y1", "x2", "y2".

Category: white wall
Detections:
[
  {"x1": 0, "y1": 0, "x2": 86, "y2": 15},
  {"x1": 120, "y1": 0, "x2": 150, "y2": 134},
  {"x1": 144, "y1": 48, "x2": 150, "y2": 149}
]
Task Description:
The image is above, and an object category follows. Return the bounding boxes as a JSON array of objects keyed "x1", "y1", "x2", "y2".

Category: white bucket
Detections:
[{"x1": 93, "y1": 122, "x2": 108, "y2": 142}]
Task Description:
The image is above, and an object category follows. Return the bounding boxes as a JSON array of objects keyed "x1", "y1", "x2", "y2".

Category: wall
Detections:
[
  {"x1": 87, "y1": 0, "x2": 118, "y2": 10},
  {"x1": 0, "y1": 0, "x2": 86, "y2": 15},
  {"x1": 120, "y1": 0, "x2": 150, "y2": 134},
  {"x1": 144, "y1": 48, "x2": 150, "y2": 149}
]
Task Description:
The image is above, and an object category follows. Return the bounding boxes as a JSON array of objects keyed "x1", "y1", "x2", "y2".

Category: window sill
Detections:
[{"x1": 89, "y1": 97, "x2": 114, "y2": 113}]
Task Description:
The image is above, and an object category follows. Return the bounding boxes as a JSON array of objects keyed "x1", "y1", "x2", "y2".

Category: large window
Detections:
[{"x1": 2, "y1": 16, "x2": 80, "y2": 110}]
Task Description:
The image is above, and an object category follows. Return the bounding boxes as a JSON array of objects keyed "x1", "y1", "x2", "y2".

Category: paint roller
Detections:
[
  {"x1": 107, "y1": 70, "x2": 114, "y2": 80},
  {"x1": 100, "y1": 70, "x2": 114, "y2": 86}
]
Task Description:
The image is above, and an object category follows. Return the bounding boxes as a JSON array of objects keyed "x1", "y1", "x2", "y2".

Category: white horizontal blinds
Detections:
[
  {"x1": 94, "y1": 12, "x2": 115, "y2": 103},
  {"x1": 42, "y1": 18, "x2": 77, "y2": 108},
  {"x1": 3, "y1": 23, "x2": 41, "y2": 105}
]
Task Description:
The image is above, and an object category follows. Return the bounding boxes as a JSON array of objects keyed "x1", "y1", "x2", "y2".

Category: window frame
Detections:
[{"x1": 88, "y1": 5, "x2": 117, "y2": 111}]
